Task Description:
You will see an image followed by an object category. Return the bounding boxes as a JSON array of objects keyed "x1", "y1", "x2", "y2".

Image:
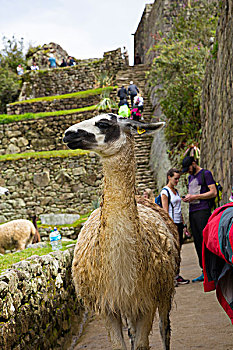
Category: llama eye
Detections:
[{"x1": 95, "y1": 121, "x2": 111, "y2": 129}]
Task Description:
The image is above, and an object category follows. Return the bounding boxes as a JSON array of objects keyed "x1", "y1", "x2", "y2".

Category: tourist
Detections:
[
  {"x1": 31, "y1": 62, "x2": 39, "y2": 71},
  {"x1": 118, "y1": 102, "x2": 131, "y2": 119},
  {"x1": 143, "y1": 188, "x2": 154, "y2": 201},
  {"x1": 133, "y1": 93, "x2": 144, "y2": 115},
  {"x1": 60, "y1": 58, "x2": 67, "y2": 67},
  {"x1": 117, "y1": 85, "x2": 128, "y2": 103},
  {"x1": 16, "y1": 64, "x2": 24, "y2": 75},
  {"x1": 130, "y1": 106, "x2": 141, "y2": 121},
  {"x1": 48, "y1": 54, "x2": 57, "y2": 68},
  {"x1": 128, "y1": 81, "x2": 139, "y2": 108},
  {"x1": 67, "y1": 56, "x2": 76, "y2": 66},
  {"x1": 122, "y1": 46, "x2": 129, "y2": 65},
  {"x1": 182, "y1": 156, "x2": 217, "y2": 282},
  {"x1": 161, "y1": 168, "x2": 190, "y2": 285},
  {"x1": 118, "y1": 98, "x2": 129, "y2": 108}
]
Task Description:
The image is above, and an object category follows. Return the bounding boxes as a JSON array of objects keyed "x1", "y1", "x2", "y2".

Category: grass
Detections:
[
  {"x1": 0, "y1": 105, "x2": 97, "y2": 125},
  {"x1": 0, "y1": 149, "x2": 90, "y2": 162},
  {"x1": 0, "y1": 213, "x2": 92, "y2": 273},
  {"x1": 8, "y1": 86, "x2": 117, "y2": 105},
  {"x1": 0, "y1": 240, "x2": 77, "y2": 273}
]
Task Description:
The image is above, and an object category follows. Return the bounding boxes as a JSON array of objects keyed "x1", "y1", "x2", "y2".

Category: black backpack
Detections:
[{"x1": 201, "y1": 170, "x2": 222, "y2": 211}]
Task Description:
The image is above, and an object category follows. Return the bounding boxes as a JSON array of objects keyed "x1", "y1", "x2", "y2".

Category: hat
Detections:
[
  {"x1": 182, "y1": 156, "x2": 195, "y2": 173},
  {"x1": 229, "y1": 187, "x2": 233, "y2": 202},
  {"x1": 130, "y1": 81, "x2": 133, "y2": 84}
]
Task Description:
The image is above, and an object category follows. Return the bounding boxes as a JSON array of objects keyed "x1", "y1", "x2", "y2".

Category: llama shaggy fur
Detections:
[
  {"x1": 64, "y1": 114, "x2": 180, "y2": 350},
  {"x1": 0, "y1": 218, "x2": 41, "y2": 254}
]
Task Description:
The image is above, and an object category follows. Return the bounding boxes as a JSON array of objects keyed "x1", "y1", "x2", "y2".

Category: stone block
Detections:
[{"x1": 40, "y1": 213, "x2": 80, "y2": 225}]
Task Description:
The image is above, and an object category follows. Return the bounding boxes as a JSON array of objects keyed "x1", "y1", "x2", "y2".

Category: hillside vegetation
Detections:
[{"x1": 148, "y1": 0, "x2": 220, "y2": 161}]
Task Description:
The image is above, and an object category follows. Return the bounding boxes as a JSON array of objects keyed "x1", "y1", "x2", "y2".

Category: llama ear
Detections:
[{"x1": 118, "y1": 118, "x2": 165, "y2": 136}]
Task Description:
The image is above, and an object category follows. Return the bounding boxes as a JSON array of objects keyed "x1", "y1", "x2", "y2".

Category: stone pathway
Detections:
[{"x1": 68, "y1": 242, "x2": 233, "y2": 349}]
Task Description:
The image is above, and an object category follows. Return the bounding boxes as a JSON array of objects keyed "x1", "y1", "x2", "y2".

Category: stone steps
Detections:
[
  {"x1": 114, "y1": 65, "x2": 156, "y2": 193},
  {"x1": 6, "y1": 63, "x2": 156, "y2": 196}
]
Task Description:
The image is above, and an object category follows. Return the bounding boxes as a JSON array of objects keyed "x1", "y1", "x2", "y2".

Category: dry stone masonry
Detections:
[
  {"x1": 201, "y1": 0, "x2": 233, "y2": 203},
  {"x1": 0, "y1": 247, "x2": 84, "y2": 350},
  {"x1": 0, "y1": 111, "x2": 98, "y2": 155},
  {"x1": 0, "y1": 153, "x2": 102, "y2": 222},
  {"x1": 19, "y1": 49, "x2": 125, "y2": 100}
]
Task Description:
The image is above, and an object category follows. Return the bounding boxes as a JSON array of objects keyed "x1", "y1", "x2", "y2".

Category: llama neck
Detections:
[
  {"x1": 99, "y1": 135, "x2": 142, "y2": 301},
  {"x1": 101, "y1": 134, "x2": 138, "y2": 220}
]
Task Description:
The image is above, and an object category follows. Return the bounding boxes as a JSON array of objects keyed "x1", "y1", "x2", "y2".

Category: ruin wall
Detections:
[
  {"x1": 19, "y1": 48, "x2": 124, "y2": 100},
  {"x1": 201, "y1": 0, "x2": 233, "y2": 203},
  {"x1": 0, "y1": 247, "x2": 84, "y2": 350}
]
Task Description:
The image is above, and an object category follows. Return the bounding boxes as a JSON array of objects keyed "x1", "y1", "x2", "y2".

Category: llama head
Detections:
[
  {"x1": 0, "y1": 187, "x2": 9, "y2": 196},
  {"x1": 63, "y1": 113, "x2": 165, "y2": 156}
]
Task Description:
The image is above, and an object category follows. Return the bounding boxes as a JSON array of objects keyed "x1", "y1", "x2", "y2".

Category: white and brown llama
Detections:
[
  {"x1": 63, "y1": 114, "x2": 180, "y2": 350},
  {"x1": 0, "y1": 216, "x2": 41, "y2": 254}
]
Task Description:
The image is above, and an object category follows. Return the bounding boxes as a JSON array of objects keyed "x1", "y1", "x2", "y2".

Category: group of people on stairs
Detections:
[{"x1": 117, "y1": 81, "x2": 144, "y2": 121}]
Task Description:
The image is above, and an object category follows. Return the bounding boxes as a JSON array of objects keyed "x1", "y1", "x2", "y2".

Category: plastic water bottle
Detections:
[{"x1": 49, "y1": 227, "x2": 62, "y2": 250}]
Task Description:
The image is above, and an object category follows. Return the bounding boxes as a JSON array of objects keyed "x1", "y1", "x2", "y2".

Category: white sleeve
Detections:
[{"x1": 161, "y1": 189, "x2": 168, "y2": 197}]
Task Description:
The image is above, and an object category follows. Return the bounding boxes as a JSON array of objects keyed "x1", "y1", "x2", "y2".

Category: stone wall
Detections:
[
  {"x1": 0, "y1": 152, "x2": 102, "y2": 222},
  {"x1": 201, "y1": 0, "x2": 233, "y2": 203},
  {"x1": 7, "y1": 95, "x2": 99, "y2": 115},
  {"x1": 0, "y1": 111, "x2": 155, "y2": 224},
  {"x1": 7, "y1": 89, "x2": 117, "y2": 116},
  {"x1": 133, "y1": 4, "x2": 153, "y2": 64},
  {"x1": 0, "y1": 111, "x2": 98, "y2": 155},
  {"x1": 19, "y1": 48, "x2": 124, "y2": 100},
  {"x1": 134, "y1": 0, "x2": 180, "y2": 64},
  {"x1": 0, "y1": 247, "x2": 85, "y2": 350}
]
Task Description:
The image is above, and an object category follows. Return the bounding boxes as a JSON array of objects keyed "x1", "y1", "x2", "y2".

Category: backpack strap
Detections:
[
  {"x1": 201, "y1": 169, "x2": 218, "y2": 209},
  {"x1": 161, "y1": 187, "x2": 174, "y2": 220},
  {"x1": 201, "y1": 169, "x2": 207, "y2": 187}
]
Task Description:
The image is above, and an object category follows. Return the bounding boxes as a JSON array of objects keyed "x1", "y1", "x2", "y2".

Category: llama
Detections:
[
  {"x1": 0, "y1": 216, "x2": 41, "y2": 254},
  {"x1": 0, "y1": 186, "x2": 9, "y2": 196},
  {"x1": 63, "y1": 114, "x2": 180, "y2": 350}
]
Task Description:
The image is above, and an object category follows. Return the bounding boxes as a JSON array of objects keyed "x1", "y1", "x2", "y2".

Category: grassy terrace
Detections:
[
  {"x1": 0, "y1": 213, "x2": 92, "y2": 272},
  {"x1": 0, "y1": 149, "x2": 90, "y2": 162},
  {"x1": 8, "y1": 86, "x2": 117, "y2": 105},
  {"x1": 0, "y1": 240, "x2": 77, "y2": 273},
  {"x1": 0, "y1": 105, "x2": 97, "y2": 124}
]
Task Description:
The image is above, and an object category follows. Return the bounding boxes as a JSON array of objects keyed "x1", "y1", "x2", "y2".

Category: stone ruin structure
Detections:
[
  {"x1": 201, "y1": 0, "x2": 233, "y2": 203},
  {"x1": 1, "y1": 1, "x2": 233, "y2": 348}
]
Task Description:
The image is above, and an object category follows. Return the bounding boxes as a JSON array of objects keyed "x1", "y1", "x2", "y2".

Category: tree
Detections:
[
  {"x1": 0, "y1": 36, "x2": 25, "y2": 71},
  {"x1": 0, "y1": 67, "x2": 21, "y2": 113},
  {"x1": 0, "y1": 36, "x2": 26, "y2": 113}
]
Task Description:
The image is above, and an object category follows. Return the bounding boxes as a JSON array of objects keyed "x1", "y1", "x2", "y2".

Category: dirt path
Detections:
[{"x1": 70, "y1": 243, "x2": 233, "y2": 350}]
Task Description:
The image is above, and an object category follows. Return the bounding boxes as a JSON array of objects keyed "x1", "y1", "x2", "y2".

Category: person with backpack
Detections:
[
  {"x1": 160, "y1": 168, "x2": 190, "y2": 285},
  {"x1": 117, "y1": 85, "x2": 128, "y2": 102},
  {"x1": 130, "y1": 106, "x2": 141, "y2": 121},
  {"x1": 181, "y1": 156, "x2": 217, "y2": 282},
  {"x1": 128, "y1": 81, "x2": 139, "y2": 108},
  {"x1": 133, "y1": 94, "x2": 144, "y2": 113},
  {"x1": 118, "y1": 102, "x2": 131, "y2": 119}
]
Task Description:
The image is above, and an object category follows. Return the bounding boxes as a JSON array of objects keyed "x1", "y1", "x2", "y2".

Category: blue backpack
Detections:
[
  {"x1": 154, "y1": 187, "x2": 171, "y2": 207},
  {"x1": 155, "y1": 187, "x2": 177, "y2": 220}
]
